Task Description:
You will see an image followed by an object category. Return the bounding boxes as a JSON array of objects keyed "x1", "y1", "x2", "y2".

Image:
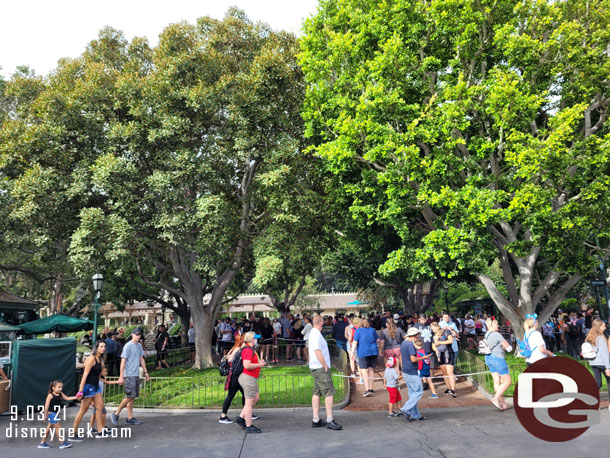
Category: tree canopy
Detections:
[{"x1": 300, "y1": 0, "x2": 610, "y2": 334}]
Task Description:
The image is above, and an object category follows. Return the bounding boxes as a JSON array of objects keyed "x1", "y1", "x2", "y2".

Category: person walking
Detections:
[
  {"x1": 188, "y1": 323, "x2": 196, "y2": 363},
  {"x1": 38, "y1": 380, "x2": 79, "y2": 449},
  {"x1": 415, "y1": 339, "x2": 438, "y2": 399},
  {"x1": 584, "y1": 319, "x2": 610, "y2": 409},
  {"x1": 219, "y1": 334, "x2": 246, "y2": 424},
  {"x1": 235, "y1": 332, "x2": 266, "y2": 433},
  {"x1": 432, "y1": 322, "x2": 457, "y2": 397},
  {"x1": 400, "y1": 327, "x2": 432, "y2": 421},
  {"x1": 309, "y1": 315, "x2": 342, "y2": 430},
  {"x1": 483, "y1": 318, "x2": 513, "y2": 410},
  {"x1": 380, "y1": 317, "x2": 406, "y2": 373},
  {"x1": 111, "y1": 328, "x2": 150, "y2": 426},
  {"x1": 352, "y1": 319, "x2": 380, "y2": 397},
  {"x1": 69, "y1": 340, "x2": 107, "y2": 441},
  {"x1": 104, "y1": 332, "x2": 118, "y2": 376},
  {"x1": 154, "y1": 324, "x2": 170, "y2": 370}
]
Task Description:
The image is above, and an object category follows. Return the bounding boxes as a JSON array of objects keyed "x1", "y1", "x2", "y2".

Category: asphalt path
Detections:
[{"x1": 1, "y1": 405, "x2": 609, "y2": 457}]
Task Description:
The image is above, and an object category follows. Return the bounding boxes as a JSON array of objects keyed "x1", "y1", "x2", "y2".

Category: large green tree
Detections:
[
  {"x1": 300, "y1": 0, "x2": 610, "y2": 336},
  {"x1": 69, "y1": 9, "x2": 304, "y2": 366}
]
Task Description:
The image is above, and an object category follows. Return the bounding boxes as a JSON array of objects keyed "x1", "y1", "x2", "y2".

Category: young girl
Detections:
[
  {"x1": 415, "y1": 339, "x2": 438, "y2": 399},
  {"x1": 39, "y1": 380, "x2": 80, "y2": 449},
  {"x1": 383, "y1": 357, "x2": 402, "y2": 417},
  {"x1": 88, "y1": 365, "x2": 119, "y2": 435}
]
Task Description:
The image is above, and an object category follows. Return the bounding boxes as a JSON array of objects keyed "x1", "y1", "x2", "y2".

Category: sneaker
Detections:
[
  {"x1": 401, "y1": 411, "x2": 413, "y2": 422},
  {"x1": 219, "y1": 416, "x2": 234, "y2": 424},
  {"x1": 251, "y1": 414, "x2": 259, "y2": 421},
  {"x1": 443, "y1": 389, "x2": 450, "y2": 395},
  {"x1": 96, "y1": 431, "x2": 109, "y2": 439},
  {"x1": 90, "y1": 427, "x2": 98, "y2": 434},
  {"x1": 125, "y1": 417, "x2": 143, "y2": 425},
  {"x1": 38, "y1": 443, "x2": 51, "y2": 449},
  {"x1": 450, "y1": 390, "x2": 457, "y2": 398},
  {"x1": 235, "y1": 416, "x2": 246, "y2": 429},
  {"x1": 67, "y1": 435, "x2": 85, "y2": 442},
  {"x1": 111, "y1": 412, "x2": 119, "y2": 426},
  {"x1": 428, "y1": 394, "x2": 439, "y2": 399},
  {"x1": 413, "y1": 416, "x2": 427, "y2": 421},
  {"x1": 387, "y1": 411, "x2": 400, "y2": 417},
  {"x1": 59, "y1": 442, "x2": 72, "y2": 449},
  {"x1": 326, "y1": 420, "x2": 342, "y2": 430},
  {"x1": 362, "y1": 390, "x2": 372, "y2": 397},
  {"x1": 312, "y1": 420, "x2": 323, "y2": 428},
  {"x1": 245, "y1": 425, "x2": 261, "y2": 434}
]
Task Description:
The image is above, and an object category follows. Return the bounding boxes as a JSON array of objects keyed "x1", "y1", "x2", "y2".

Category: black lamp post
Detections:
[
  {"x1": 162, "y1": 305, "x2": 166, "y2": 326},
  {"x1": 91, "y1": 273, "x2": 104, "y2": 346}
]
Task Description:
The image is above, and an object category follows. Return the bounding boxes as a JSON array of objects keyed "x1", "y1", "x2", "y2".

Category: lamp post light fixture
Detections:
[{"x1": 91, "y1": 273, "x2": 104, "y2": 346}]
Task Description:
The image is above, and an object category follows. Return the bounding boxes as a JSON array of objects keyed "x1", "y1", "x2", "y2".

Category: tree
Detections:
[
  {"x1": 70, "y1": 9, "x2": 305, "y2": 367},
  {"x1": 300, "y1": 0, "x2": 610, "y2": 337}
]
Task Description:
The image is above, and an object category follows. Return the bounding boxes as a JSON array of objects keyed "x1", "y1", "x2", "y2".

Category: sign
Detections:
[
  {"x1": 514, "y1": 356, "x2": 600, "y2": 442},
  {"x1": 590, "y1": 280, "x2": 606, "y2": 287}
]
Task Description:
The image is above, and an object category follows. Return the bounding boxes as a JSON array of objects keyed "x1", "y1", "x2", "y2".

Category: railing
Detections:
[
  {"x1": 102, "y1": 344, "x2": 350, "y2": 409},
  {"x1": 456, "y1": 351, "x2": 524, "y2": 398}
]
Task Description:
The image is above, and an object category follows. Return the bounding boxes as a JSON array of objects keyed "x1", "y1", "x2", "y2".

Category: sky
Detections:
[{"x1": 1, "y1": 0, "x2": 320, "y2": 78}]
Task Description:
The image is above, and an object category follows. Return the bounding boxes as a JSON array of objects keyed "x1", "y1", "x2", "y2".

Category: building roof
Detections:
[{"x1": 0, "y1": 288, "x2": 39, "y2": 310}]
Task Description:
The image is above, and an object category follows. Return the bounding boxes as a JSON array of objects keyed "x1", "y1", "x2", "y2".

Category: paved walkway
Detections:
[
  {"x1": 345, "y1": 365, "x2": 492, "y2": 411},
  {"x1": 2, "y1": 406, "x2": 609, "y2": 457}
]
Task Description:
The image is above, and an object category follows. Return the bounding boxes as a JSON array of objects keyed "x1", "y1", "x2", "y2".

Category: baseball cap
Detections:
[
  {"x1": 386, "y1": 357, "x2": 396, "y2": 367},
  {"x1": 406, "y1": 327, "x2": 420, "y2": 337},
  {"x1": 133, "y1": 327, "x2": 144, "y2": 336},
  {"x1": 393, "y1": 313, "x2": 400, "y2": 321}
]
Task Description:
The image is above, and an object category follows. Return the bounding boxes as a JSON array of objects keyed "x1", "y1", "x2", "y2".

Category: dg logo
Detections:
[{"x1": 514, "y1": 356, "x2": 600, "y2": 442}]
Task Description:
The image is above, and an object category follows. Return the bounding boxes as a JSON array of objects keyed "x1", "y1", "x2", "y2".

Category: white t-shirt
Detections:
[
  {"x1": 220, "y1": 322, "x2": 233, "y2": 342},
  {"x1": 302, "y1": 323, "x2": 313, "y2": 341},
  {"x1": 308, "y1": 327, "x2": 331, "y2": 370},
  {"x1": 273, "y1": 321, "x2": 281, "y2": 335},
  {"x1": 188, "y1": 328, "x2": 195, "y2": 343},
  {"x1": 525, "y1": 330, "x2": 547, "y2": 364}
]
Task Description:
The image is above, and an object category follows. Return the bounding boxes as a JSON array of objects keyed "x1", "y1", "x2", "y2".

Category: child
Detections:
[
  {"x1": 88, "y1": 366, "x2": 119, "y2": 435},
  {"x1": 415, "y1": 339, "x2": 438, "y2": 399},
  {"x1": 39, "y1": 380, "x2": 80, "y2": 449},
  {"x1": 383, "y1": 357, "x2": 402, "y2": 417}
]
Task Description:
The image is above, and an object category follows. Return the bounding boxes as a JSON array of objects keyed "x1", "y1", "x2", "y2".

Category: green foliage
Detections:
[{"x1": 301, "y1": 0, "x2": 610, "y2": 325}]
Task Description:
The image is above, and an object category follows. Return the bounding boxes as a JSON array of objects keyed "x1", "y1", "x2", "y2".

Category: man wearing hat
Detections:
[
  {"x1": 112, "y1": 328, "x2": 149, "y2": 426},
  {"x1": 400, "y1": 327, "x2": 433, "y2": 422}
]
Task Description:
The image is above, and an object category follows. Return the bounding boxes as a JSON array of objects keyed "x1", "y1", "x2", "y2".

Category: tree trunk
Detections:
[{"x1": 191, "y1": 306, "x2": 216, "y2": 368}]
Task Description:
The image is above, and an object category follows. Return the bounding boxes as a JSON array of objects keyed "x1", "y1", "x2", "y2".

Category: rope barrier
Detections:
[{"x1": 332, "y1": 370, "x2": 491, "y2": 381}]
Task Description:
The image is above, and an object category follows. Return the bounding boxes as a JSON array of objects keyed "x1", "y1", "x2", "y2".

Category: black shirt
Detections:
[
  {"x1": 85, "y1": 357, "x2": 102, "y2": 386},
  {"x1": 49, "y1": 393, "x2": 62, "y2": 412},
  {"x1": 156, "y1": 331, "x2": 170, "y2": 351}
]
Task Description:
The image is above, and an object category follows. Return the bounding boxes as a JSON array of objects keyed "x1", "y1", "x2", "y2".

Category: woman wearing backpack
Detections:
[
  {"x1": 523, "y1": 316, "x2": 554, "y2": 366},
  {"x1": 584, "y1": 319, "x2": 610, "y2": 408},
  {"x1": 219, "y1": 334, "x2": 246, "y2": 424},
  {"x1": 483, "y1": 318, "x2": 513, "y2": 410},
  {"x1": 236, "y1": 331, "x2": 266, "y2": 433}
]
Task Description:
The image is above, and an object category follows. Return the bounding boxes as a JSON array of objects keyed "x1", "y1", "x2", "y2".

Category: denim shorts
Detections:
[
  {"x1": 82, "y1": 383, "x2": 102, "y2": 398},
  {"x1": 485, "y1": 354, "x2": 509, "y2": 376},
  {"x1": 47, "y1": 412, "x2": 60, "y2": 425}
]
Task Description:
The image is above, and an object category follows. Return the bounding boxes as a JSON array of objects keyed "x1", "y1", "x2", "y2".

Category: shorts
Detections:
[
  {"x1": 156, "y1": 351, "x2": 168, "y2": 361},
  {"x1": 358, "y1": 355, "x2": 378, "y2": 369},
  {"x1": 485, "y1": 354, "x2": 509, "y2": 376},
  {"x1": 438, "y1": 350, "x2": 455, "y2": 366},
  {"x1": 383, "y1": 347, "x2": 401, "y2": 360},
  {"x1": 386, "y1": 386, "x2": 402, "y2": 404},
  {"x1": 238, "y1": 373, "x2": 259, "y2": 399},
  {"x1": 419, "y1": 365, "x2": 430, "y2": 378},
  {"x1": 189, "y1": 342, "x2": 195, "y2": 350},
  {"x1": 124, "y1": 376, "x2": 141, "y2": 398},
  {"x1": 311, "y1": 368, "x2": 335, "y2": 398},
  {"x1": 295, "y1": 339, "x2": 306, "y2": 348},
  {"x1": 82, "y1": 383, "x2": 102, "y2": 398},
  {"x1": 47, "y1": 412, "x2": 61, "y2": 425}
]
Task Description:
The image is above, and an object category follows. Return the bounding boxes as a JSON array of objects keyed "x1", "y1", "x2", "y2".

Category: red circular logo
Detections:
[{"x1": 514, "y1": 356, "x2": 600, "y2": 442}]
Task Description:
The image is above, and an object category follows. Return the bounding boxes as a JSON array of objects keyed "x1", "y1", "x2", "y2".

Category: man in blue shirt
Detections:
[
  {"x1": 400, "y1": 327, "x2": 432, "y2": 421},
  {"x1": 439, "y1": 313, "x2": 460, "y2": 355}
]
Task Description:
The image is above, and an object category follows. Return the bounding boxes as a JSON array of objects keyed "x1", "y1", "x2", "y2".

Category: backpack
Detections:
[
  {"x1": 219, "y1": 357, "x2": 230, "y2": 376},
  {"x1": 478, "y1": 331, "x2": 501, "y2": 355},
  {"x1": 567, "y1": 323, "x2": 581, "y2": 339},
  {"x1": 517, "y1": 332, "x2": 533, "y2": 358},
  {"x1": 581, "y1": 342, "x2": 597, "y2": 360},
  {"x1": 228, "y1": 349, "x2": 244, "y2": 386}
]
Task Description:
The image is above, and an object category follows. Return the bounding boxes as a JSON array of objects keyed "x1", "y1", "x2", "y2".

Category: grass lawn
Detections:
[
  {"x1": 103, "y1": 365, "x2": 346, "y2": 409},
  {"x1": 459, "y1": 351, "x2": 608, "y2": 397}
]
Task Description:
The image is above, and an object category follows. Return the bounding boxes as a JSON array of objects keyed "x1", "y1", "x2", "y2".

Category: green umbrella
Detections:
[{"x1": 18, "y1": 315, "x2": 94, "y2": 334}]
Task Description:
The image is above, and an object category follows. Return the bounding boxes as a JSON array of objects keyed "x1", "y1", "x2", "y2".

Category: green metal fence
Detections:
[{"x1": 103, "y1": 345, "x2": 350, "y2": 409}]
